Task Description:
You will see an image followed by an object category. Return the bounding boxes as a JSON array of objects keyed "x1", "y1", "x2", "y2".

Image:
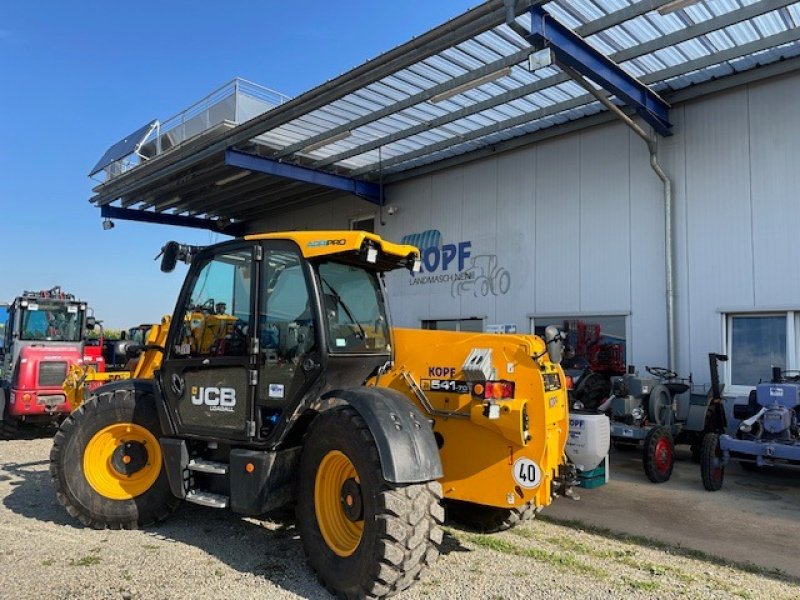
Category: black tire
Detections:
[
  {"x1": 296, "y1": 406, "x2": 443, "y2": 599},
  {"x1": 642, "y1": 426, "x2": 674, "y2": 483},
  {"x1": 0, "y1": 417, "x2": 21, "y2": 440},
  {"x1": 445, "y1": 500, "x2": 535, "y2": 533},
  {"x1": 49, "y1": 386, "x2": 180, "y2": 529},
  {"x1": 700, "y1": 433, "x2": 725, "y2": 491}
]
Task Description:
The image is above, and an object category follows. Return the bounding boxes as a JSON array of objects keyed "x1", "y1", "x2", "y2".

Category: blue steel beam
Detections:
[
  {"x1": 224, "y1": 148, "x2": 382, "y2": 205},
  {"x1": 100, "y1": 205, "x2": 245, "y2": 236},
  {"x1": 526, "y1": 6, "x2": 672, "y2": 136}
]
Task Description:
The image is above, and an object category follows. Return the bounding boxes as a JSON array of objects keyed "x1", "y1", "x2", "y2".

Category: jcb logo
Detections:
[{"x1": 191, "y1": 386, "x2": 236, "y2": 410}]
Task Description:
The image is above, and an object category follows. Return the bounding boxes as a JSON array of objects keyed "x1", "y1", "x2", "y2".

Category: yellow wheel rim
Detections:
[
  {"x1": 83, "y1": 423, "x2": 162, "y2": 501},
  {"x1": 314, "y1": 450, "x2": 364, "y2": 557}
]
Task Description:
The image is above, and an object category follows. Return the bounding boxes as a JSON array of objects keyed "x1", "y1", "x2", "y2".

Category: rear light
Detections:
[
  {"x1": 565, "y1": 375, "x2": 574, "y2": 390},
  {"x1": 473, "y1": 380, "x2": 515, "y2": 400}
]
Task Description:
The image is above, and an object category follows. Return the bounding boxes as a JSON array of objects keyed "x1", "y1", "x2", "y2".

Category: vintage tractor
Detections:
[
  {"x1": 51, "y1": 231, "x2": 597, "y2": 599},
  {"x1": 596, "y1": 365, "x2": 716, "y2": 483},
  {"x1": 701, "y1": 365, "x2": 800, "y2": 491}
]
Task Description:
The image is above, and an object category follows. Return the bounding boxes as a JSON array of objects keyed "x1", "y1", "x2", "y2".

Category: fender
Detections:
[{"x1": 322, "y1": 386, "x2": 443, "y2": 484}]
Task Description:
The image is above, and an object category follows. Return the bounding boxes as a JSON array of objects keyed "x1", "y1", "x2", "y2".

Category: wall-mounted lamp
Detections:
[{"x1": 102, "y1": 218, "x2": 115, "y2": 231}]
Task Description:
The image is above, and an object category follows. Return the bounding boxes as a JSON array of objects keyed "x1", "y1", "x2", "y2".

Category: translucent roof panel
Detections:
[
  {"x1": 91, "y1": 0, "x2": 800, "y2": 219},
  {"x1": 261, "y1": 0, "x2": 800, "y2": 178}
]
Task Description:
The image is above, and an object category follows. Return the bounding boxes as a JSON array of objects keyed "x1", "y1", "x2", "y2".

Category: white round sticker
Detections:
[{"x1": 512, "y1": 458, "x2": 542, "y2": 489}]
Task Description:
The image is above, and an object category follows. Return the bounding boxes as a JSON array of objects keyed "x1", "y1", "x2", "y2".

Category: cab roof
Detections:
[{"x1": 245, "y1": 230, "x2": 420, "y2": 271}]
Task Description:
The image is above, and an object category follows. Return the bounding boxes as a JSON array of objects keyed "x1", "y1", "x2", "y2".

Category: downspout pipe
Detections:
[{"x1": 560, "y1": 65, "x2": 677, "y2": 372}]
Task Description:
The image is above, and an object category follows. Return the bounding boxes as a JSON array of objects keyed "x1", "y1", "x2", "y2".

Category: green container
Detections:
[
  {"x1": 577, "y1": 462, "x2": 607, "y2": 489},
  {"x1": 578, "y1": 475, "x2": 606, "y2": 489}
]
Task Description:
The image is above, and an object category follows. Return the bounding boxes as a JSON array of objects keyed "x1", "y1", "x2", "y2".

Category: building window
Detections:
[
  {"x1": 725, "y1": 313, "x2": 796, "y2": 386},
  {"x1": 422, "y1": 318, "x2": 483, "y2": 332},
  {"x1": 532, "y1": 315, "x2": 627, "y2": 374},
  {"x1": 350, "y1": 215, "x2": 375, "y2": 233}
]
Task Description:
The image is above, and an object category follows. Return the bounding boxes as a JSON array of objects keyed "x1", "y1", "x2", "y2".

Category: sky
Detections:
[{"x1": 0, "y1": 1, "x2": 478, "y2": 328}]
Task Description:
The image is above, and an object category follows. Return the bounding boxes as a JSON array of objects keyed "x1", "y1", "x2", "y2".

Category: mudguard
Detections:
[{"x1": 323, "y1": 386, "x2": 443, "y2": 484}]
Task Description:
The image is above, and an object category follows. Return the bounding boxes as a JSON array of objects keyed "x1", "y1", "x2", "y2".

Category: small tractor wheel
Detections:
[
  {"x1": 642, "y1": 426, "x2": 674, "y2": 483},
  {"x1": 49, "y1": 387, "x2": 179, "y2": 529},
  {"x1": 296, "y1": 406, "x2": 443, "y2": 599},
  {"x1": 700, "y1": 433, "x2": 725, "y2": 491},
  {"x1": 445, "y1": 500, "x2": 535, "y2": 533}
]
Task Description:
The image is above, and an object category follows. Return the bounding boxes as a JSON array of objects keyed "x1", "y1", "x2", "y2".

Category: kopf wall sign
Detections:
[{"x1": 400, "y1": 230, "x2": 511, "y2": 297}]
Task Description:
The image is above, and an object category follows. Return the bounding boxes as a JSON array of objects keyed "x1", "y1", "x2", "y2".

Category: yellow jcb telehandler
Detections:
[{"x1": 53, "y1": 231, "x2": 599, "y2": 599}]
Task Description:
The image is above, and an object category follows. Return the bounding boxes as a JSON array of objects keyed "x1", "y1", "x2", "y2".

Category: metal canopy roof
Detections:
[{"x1": 91, "y1": 0, "x2": 800, "y2": 228}]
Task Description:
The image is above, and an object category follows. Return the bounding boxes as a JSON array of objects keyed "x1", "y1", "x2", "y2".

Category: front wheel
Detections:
[
  {"x1": 642, "y1": 426, "x2": 674, "y2": 483},
  {"x1": 296, "y1": 407, "x2": 443, "y2": 599},
  {"x1": 49, "y1": 386, "x2": 180, "y2": 529},
  {"x1": 700, "y1": 433, "x2": 725, "y2": 491},
  {"x1": 445, "y1": 500, "x2": 535, "y2": 533}
]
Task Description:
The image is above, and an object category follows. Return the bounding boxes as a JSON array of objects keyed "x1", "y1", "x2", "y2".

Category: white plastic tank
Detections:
[{"x1": 565, "y1": 411, "x2": 611, "y2": 472}]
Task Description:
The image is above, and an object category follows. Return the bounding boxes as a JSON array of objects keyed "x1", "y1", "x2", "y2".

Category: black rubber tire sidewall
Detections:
[
  {"x1": 445, "y1": 499, "x2": 535, "y2": 533},
  {"x1": 642, "y1": 426, "x2": 674, "y2": 483},
  {"x1": 295, "y1": 407, "x2": 384, "y2": 596},
  {"x1": 50, "y1": 389, "x2": 177, "y2": 529},
  {"x1": 700, "y1": 433, "x2": 725, "y2": 491}
]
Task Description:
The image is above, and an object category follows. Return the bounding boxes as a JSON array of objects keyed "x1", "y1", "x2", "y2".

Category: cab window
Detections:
[
  {"x1": 260, "y1": 251, "x2": 315, "y2": 363},
  {"x1": 317, "y1": 261, "x2": 389, "y2": 352},
  {"x1": 172, "y1": 249, "x2": 253, "y2": 358}
]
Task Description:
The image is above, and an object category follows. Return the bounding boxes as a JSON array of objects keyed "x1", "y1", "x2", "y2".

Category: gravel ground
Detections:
[{"x1": 1, "y1": 438, "x2": 798, "y2": 600}]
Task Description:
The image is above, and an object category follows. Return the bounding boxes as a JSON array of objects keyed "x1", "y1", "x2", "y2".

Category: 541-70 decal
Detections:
[{"x1": 420, "y1": 379, "x2": 470, "y2": 394}]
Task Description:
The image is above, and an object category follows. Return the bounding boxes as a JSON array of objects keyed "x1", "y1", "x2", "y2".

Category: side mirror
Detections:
[
  {"x1": 160, "y1": 241, "x2": 180, "y2": 273},
  {"x1": 85, "y1": 316, "x2": 96, "y2": 330}
]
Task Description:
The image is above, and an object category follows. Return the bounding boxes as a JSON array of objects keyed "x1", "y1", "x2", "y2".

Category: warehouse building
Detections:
[{"x1": 89, "y1": 0, "x2": 800, "y2": 395}]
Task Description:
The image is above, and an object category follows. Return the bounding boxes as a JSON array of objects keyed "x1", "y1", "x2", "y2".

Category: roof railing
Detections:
[{"x1": 92, "y1": 78, "x2": 291, "y2": 182}]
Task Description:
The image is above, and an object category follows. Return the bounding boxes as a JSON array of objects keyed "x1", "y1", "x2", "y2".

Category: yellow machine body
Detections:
[
  {"x1": 64, "y1": 233, "x2": 567, "y2": 512},
  {"x1": 64, "y1": 317, "x2": 171, "y2": 410},
  {"x1": 372, "y1": 328, "x2": 569, "y2": 511}
]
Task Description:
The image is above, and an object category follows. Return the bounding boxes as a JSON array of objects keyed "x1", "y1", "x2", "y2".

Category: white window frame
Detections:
[
  {"x1": 528, "y1": 312, "x2": 630, "y2": 361},
  {"x1": 721, "y1": 310, "x2": 798, "y2": 396},
  {"x1": 349, "y1": 214, "x2": 376, "y2": 233}
]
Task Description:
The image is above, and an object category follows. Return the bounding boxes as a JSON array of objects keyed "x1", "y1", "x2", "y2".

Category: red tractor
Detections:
[{"x1": 0, "y1": 287, "x2": 98, "y2": 438}]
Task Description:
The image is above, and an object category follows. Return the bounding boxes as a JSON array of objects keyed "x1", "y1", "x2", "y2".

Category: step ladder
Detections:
[{"x1": 184, "y1": 459, "x2": 230, "y2": 508}]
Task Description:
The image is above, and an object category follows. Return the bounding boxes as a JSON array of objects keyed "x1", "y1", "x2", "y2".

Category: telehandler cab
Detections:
[{"x1": 52, "y1": 231, "x2": 583, "y2": 599}]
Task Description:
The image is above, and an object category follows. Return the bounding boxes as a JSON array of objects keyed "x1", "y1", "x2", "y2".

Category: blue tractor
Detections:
[{"x1": 701, "y1": 365, "x2": 800, "y2": 491}]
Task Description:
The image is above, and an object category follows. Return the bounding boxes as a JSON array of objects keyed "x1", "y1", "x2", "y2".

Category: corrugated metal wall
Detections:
[{"x1": 251, "y1": 70, "x2": 800, "y2": 385}]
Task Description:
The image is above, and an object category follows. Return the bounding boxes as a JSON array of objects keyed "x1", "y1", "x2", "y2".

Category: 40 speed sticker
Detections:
[{"x1": 512, "y1": 457, "x2": 542, "y2": 489}]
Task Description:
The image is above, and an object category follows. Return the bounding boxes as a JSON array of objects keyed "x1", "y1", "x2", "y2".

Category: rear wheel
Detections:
[
  {"x1": 49, "y1": 386, "x2": 180, "y2": 529},
  {"x1": 296, "y1": 406, "x2": 443, "y2": 599},
  {"x1": 445, "y1": 500, "x2": 535, "y2": 533},
  {"x1": 700, "y1": 433, "x2": 725, "y2": 491},
  {"x1": 643, "y1": 426, "x2": 674, "y2": 483}
]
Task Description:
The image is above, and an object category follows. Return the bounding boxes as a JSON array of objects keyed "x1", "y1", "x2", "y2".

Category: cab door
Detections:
[{"x1": 159, "y1": 243, "x2": 258, "y2": 441}]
